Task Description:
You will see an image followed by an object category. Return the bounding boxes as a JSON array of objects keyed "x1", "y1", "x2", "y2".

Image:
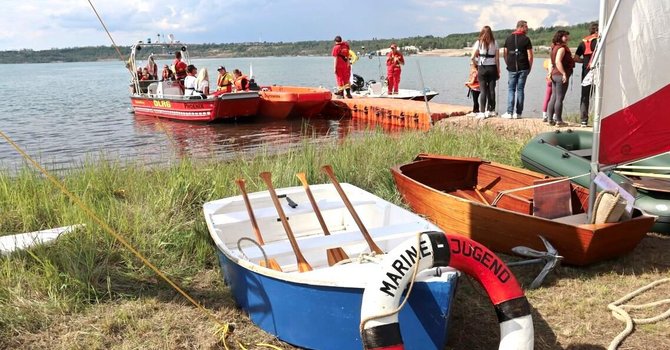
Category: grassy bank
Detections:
[{"x1": 1, "y1": 125, "x2": 668, "y2": 349}]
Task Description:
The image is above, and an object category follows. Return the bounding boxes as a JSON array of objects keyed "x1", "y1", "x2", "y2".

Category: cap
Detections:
[{"x1": 217, "y1": 66, "x2": 225, "y2": 71}]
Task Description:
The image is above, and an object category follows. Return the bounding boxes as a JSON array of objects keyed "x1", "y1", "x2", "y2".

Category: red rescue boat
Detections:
[
  {"x1": 127, "y1": 41, "x2": 260, "y2": 122},
  {"x1": 258, "y1": 85, "x2": 332, "y2": 119}
]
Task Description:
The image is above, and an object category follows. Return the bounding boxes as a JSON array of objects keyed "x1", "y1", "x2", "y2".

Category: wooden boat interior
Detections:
[
  {"x1": 205, "y1": 184, "x2": 437, "y2": 273},
  {"x1": 402, "y1": 156, "x2": 593, "y2": 220}
]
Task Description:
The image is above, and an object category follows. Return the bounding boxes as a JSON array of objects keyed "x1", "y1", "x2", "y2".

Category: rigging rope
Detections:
[{"x1": 87, "y1": 0, "x2": 126, "y2": 63}]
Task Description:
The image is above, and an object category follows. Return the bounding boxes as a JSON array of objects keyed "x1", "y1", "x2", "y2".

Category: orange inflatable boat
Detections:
[{"x1": 259, "y1": 86, "x2": 332, "y2": 119}]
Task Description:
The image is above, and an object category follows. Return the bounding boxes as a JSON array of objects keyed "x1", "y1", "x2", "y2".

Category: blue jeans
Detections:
[{"x1": 507, "y1": 69, "x2": 530, "y2": 115}]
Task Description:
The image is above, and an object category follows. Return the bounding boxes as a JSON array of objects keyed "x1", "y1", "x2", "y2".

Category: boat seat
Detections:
[
  {"x1": 209, "y1": 199, "x2": 377, "y2": 227},
  {"x1": 568, "y1": 149, "x2": 592, "y2": 158},
  {"x1": 532, "y1": 178, "x2": 572, "y2": 219},
  {"x1": 239, "y1": 222, "x2": 425, "y2": 261}
]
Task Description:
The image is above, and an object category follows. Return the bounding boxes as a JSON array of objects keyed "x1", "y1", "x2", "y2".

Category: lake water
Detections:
[{"x1": 0, "y1": 56, "x2": 582, "y2": 171}]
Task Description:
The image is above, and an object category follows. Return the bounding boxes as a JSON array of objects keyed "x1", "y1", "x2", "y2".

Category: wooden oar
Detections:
[
  {"x1": 320, "y1": 165, "x2": 383, "y2": 254},
  {"x1": 296, "y1": 172, "x2": 349, "y2": 266},
  {"x1": 259, "y1": 172, "x2": 313, "y2": 272},
  {"x1": 235, "y1": 178, "x2": 282, "y2": 271}
]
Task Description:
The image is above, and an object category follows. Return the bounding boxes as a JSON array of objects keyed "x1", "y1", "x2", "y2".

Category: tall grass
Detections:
[{"x1": 0, "y1": 125, "x2": 530, "y2": 340}]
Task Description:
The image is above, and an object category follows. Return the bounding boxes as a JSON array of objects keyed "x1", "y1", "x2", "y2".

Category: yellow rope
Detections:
[
  {"x1": 0, "y1": 129, "x2": 228, "y2": 329},
  {"x1": 86, "y1": 0, "x2": 126, "y2": 63},
  {"x1": 607, "y1": 278, "x2": 670, "y2": 350}
]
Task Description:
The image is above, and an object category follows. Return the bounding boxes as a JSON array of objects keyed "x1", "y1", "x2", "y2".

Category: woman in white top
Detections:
[
  {"x1": 196, "y1": 67, "x2": 210, "y2": 96},
  {"x1": 183, "y1": 65, "x2": 198, "y2": 97},
  {"x1": 471, "y1": 26, "x2": 500, "y2": 119}
]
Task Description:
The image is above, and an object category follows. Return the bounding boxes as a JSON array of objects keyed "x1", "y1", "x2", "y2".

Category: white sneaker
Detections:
[
  {"x1": 465, "y1": 112, "x2": 477, "y2": 117},
  {"x1": 501, "y1": 112, "x2": 513, "y2": 119},
  {"x1": 488, "y1": 111, "x2": 498, "y2": 118},
  {"x1": 475, "y1": 112, "x2": 486, "y2": 119},
  {"x1": 512, "y1": 113, "x2": 520, "y2": 119}
]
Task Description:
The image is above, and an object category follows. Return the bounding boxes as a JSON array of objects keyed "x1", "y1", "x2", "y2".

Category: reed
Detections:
[{"x1": 0, "y1": 125, "x2": 530, "y2": 343}]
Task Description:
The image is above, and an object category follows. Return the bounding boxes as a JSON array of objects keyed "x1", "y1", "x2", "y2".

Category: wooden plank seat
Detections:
[
  {"x1": 568, "y1": 148, "x2": 592, "y2": 158},
  {"x1": 210, "y1": 199, "x2": 377, "y2": 226},
  {"x1": 239, "y1": 222, "x2": 424, "y2": 261}
]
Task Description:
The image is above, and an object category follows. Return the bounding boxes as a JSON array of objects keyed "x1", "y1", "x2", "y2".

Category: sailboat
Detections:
[{"x1": 392, "y1": 1, "x2": 670, "y2": 265}]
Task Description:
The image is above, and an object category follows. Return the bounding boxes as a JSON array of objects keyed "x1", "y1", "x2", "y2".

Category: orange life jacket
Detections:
[
  {"x1": 465, "y1": 68, "x2": 480, "y2": 90},
  {"x1": 234, "y1": 75, "x2": 249, "y2": 91},
  {"x1": 582, "y1": 33, "x2": 598, "y2": 56}
]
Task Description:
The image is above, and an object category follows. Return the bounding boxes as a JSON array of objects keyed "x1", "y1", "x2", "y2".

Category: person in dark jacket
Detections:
[{"x1": 502, "y1": 20, "x2": 533, "y2": 119}]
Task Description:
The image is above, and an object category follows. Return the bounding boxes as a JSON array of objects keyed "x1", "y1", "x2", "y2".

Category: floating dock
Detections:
[{"x1": 323, "y1": 98, "x2": 470, "y2": 130}]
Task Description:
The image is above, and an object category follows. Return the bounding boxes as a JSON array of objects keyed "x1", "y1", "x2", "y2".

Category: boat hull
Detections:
[
  {"x1": 521, "y1": 130, "x2": 670, "y2": 233},
  {"x1": 217, "y1": 252, "x2": 457, "y2": 350},
  {"x1": 130, "y1": 91, "x2": 260, "y2": 122},
  {"x1": 258, "y1": 86, "x2": 332, "y2": 119},
  {"x1": 204, "y1": 183, "x2": 459, "y2": 349},
  {"x1": 391, "y1": 154, "x2": 655, "y2": 266},
  {"x1": 352, "y1": 88, "x2": 438, "y2": 101}
]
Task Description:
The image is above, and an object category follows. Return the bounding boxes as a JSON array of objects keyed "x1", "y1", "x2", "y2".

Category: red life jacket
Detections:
[{"x1": 582, "y1": 33, "x2": 598, "y2": 56}]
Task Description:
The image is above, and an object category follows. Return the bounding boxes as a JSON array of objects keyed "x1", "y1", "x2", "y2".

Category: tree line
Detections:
[{"x1": 0, "y1": 22, "x2": 594, "y2": 64}]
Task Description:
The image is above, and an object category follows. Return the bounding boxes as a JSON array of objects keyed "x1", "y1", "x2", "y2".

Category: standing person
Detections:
[
  {"x1": 574, "y1": 22, "x2": 599, "y2": 127},
  {"x1": 502, "y1": 20, "x2": 533, "y2": 119},
  {"x1": 546, "y1": 30, "x2": 575, "y2": 127},
  {"x1": 541, "y1": 59, "x2": 553, "y2": 122},
  {"x1": 215, "y1": 66, "x2": 234, "y2": 93},
  {"x1": 386, "y1": 43, "x2": 405, "y2": 95},
  {"x1": 471, "y1": 25, "x2": 500, "y2": 119},
  {"x1": 465, "y1": 62, "x2": 481, "y2": 117},
  {"x1": 332, "y1": 35, "x2": 352, "y2": 98},
  {"x1": 146, "y1": 54, "x2": 158, "y2": 79},
  {"x1": 173, "y1": 51, "x2": 187, "y2": 81},
  {"x1": 183, "y1": 65, "x2": 198, "y2": 98},
  {"x1": 196, "y1": 67, "x2": 210, "y2": 96}
]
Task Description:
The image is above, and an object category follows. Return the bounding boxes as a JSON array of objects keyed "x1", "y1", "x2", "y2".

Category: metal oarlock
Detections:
[{"x1": 507, "y1": 235, "x2": 563, "y2": 289}]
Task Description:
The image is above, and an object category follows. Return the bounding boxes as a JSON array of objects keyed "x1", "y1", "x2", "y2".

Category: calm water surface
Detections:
[{"x1": 0, "y1": 56, "x2": 581, "y2": 171}]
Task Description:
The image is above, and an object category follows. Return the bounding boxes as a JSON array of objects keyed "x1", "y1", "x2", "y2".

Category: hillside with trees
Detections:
[{"x1": 0, "y1": 22, "x2": 594, "y2": 64}]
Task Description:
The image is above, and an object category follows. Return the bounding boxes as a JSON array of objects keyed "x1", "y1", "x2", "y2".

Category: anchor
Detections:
[{"x1": 507, "y1": 235, "x2": 563, "y2": 289}]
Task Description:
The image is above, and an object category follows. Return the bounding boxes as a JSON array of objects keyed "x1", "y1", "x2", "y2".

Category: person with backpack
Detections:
[
  {"x1": 332, "y1": 35, "x2": 352, "y2": 98},
  {"x1": 470, "y1": 25, "x2": 500, "y2": 119},
  {"x1": 502, "y1": 20, "x2": 533, "y2": 119}
]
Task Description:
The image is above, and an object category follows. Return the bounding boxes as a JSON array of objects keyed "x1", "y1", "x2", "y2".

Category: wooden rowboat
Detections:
[
  {"x1": 204, "y1": 180, "x2": 459, "y2": 349},
  {"x1": 391, "y1": 154, "x2": 656, "y2": 266}
]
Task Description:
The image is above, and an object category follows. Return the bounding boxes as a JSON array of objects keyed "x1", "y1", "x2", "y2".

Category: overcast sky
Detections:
[{"x1": 1, "y1": 0, "x2": 599, "y2": 51}]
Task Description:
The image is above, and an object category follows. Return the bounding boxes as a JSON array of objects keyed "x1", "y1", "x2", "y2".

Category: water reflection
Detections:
[{"x1": 131, "y1": 114, "x2": 387, "y2": 162}]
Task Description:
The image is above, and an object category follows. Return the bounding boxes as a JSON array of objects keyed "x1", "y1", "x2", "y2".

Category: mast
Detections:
[{"x1": 587, "y1": 0, "x2": 622, "y2": 220}]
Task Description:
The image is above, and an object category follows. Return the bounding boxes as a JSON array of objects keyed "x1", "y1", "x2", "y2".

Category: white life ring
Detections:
[{"x1": 360, "y1": 231, "x2": 534, "y2": 350}]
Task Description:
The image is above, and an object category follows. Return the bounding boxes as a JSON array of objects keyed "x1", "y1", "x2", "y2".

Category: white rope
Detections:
[{"x1": 607, "y1": 278, "x2": 670, "y2": 350}]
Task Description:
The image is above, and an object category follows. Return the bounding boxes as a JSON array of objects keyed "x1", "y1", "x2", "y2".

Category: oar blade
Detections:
[{"x1": 327, "y1": 247, "x2": 350, "y2": 266}]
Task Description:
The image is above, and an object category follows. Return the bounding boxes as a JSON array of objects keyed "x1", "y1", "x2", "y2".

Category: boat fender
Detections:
[{"x1": 360, "y1": 231, "x2": 534, "y2": 350}]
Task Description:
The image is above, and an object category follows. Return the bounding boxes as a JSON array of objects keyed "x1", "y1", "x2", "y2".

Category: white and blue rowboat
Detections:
[{"x1": 203, "y1": 182, "x2": 459, "y2": 350}]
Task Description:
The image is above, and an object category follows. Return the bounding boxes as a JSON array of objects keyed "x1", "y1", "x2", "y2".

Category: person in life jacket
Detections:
[
  {"x1": 215, "y1": 66, "x2": 234, "y2": 93},
  {"x1": 332, "y1": 35, "x2": 352, "y2": 98},
  {"x1": 386, "y1": 43, "x2": 405, "y2": 95},
  {"x1": 573, "y1": 22, "x2": 599, "y2": 127},
  {"x1": 183, "y1": 65, "x2": 199, "y2": 98},
  {"x1": 173, "y1": 51, "x2": 187, "y2": 80},
  {"x1": 233, "y1": 69, "x2": 249, "y2": 91},
  {"x1": 464, "y1": 62, "x2": 481, "y2": 117}
]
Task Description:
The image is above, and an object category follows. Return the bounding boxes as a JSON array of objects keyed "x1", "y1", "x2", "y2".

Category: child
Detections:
[{"x1": 465, "y1": 63, "x2": 480, "y2": 117}]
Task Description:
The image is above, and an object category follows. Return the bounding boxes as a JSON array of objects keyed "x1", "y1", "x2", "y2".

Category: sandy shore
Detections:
[{"x1": 415, "y1": 48, "x2": 472, "y2": 57}]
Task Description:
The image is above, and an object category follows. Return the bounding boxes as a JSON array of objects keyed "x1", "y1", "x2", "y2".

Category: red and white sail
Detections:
[{"x1": 597, "y1": 0, "x2": 670, "y2": 166}]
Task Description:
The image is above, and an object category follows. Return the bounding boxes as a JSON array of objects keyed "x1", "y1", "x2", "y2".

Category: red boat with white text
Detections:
[{"x1": 127, "y1": 40, "x2": 260, "y2": 122}]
